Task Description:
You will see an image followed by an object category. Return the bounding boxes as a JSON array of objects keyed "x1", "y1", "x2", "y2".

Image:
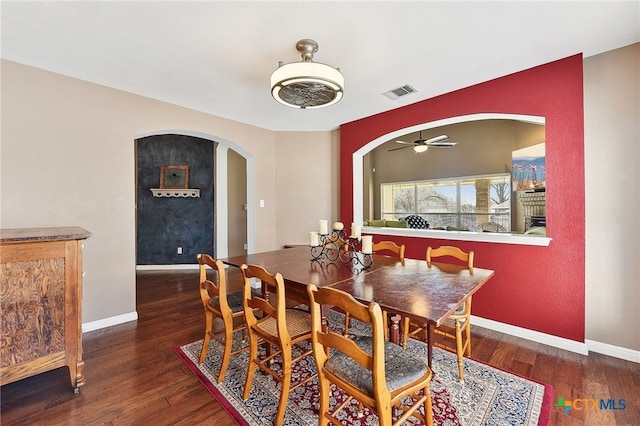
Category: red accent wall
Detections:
[{"x1": 339, "y1": 55, "x2": 585, "y2": 342}]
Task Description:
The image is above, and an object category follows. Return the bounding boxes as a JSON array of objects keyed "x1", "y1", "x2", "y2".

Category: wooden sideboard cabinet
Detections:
[{"x1": 1, "y1": 226, "x2": 91, "y2": 392}]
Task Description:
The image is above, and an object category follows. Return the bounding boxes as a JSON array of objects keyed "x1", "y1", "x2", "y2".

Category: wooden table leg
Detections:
[
  {"x1": 320, "y1": 305, "x2": 330, "y2": 333},
  {"x1": 389, "y1": 314, "x2": 401, "y2": 345},
  {"x1": 427, "y1": 321, "x2": 435, "y2": 368}
]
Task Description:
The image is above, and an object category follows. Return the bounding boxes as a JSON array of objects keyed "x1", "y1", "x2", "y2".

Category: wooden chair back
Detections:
[
  {"x1": 426, "y1": 245, "x2": 474, "y2": 269},
  {"x1": 373, "y1": 240, "x2": 405, "y2": 260},
  {"x1": 240, "y1": 264, "x2": 290, "y2": 346},
  {"x1": 424, "y1": 245, "x2": 475, "y2": 382},
  {"x1": 308, "y1": 286, "x2": 392, "y2": 412},
  {"x1": 240, "y1": 263, "x2": 315, "y2": 425},
  {"x1": 198, "y1": 254, "x2": 229, "y2": 315},
  {"x1": 197, "y1": 253, "x2": 250, "y2": 381},
  {"x1": 308, "y1": 285, "x2": 433, "y2": 426}
]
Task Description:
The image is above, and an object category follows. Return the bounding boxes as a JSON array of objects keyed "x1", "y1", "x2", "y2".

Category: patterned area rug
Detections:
[{"x1": 175, "y1": 314, "x2": 552, "y2": 425}]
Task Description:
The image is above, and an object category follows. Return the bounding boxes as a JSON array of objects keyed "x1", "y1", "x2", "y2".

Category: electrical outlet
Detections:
[{"x1": 177, "y1": 247, "x2": 183, "y2": 255}]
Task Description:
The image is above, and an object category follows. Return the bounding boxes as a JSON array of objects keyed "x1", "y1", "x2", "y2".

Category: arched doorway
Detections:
[{"x1": 134, "y1": 131, "x2": 253, "y2": 268}]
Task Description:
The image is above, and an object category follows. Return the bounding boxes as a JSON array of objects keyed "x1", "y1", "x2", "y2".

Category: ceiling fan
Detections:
[{"x1": 389, "y1": 131, "x2": 457, "y2": 153}]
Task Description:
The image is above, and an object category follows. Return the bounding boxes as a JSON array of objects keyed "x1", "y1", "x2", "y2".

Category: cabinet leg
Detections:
[{"x1": 69, "y1": 360, "x2": 86, "y2": 391}]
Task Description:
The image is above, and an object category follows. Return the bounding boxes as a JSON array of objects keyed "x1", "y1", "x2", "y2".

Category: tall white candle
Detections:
[
  {"x1": 310, "y1": 231, "x2": 319, "y2": 247},
  {"x1": 361, "y1": 235, "x2": 373, "y2": 254},
  {"x1": 319, "y1": 220, "x2": 328, "y2": 235}
]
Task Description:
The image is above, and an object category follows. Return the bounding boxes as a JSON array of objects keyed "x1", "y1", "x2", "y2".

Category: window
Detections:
[{"x1": 380, "y1": 174, "x2": 511, "y2": 231}]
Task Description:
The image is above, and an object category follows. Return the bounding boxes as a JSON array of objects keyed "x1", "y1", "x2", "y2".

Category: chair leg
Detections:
[
  {"x1": 455, "y1": 320, "x2": 465, "y2": 382},
  {"x1": 198, "y1": 311, "x2": 213, "y2": 364},
  {"x1": 402, "y1": 316, "x2": 410, "y2": 349},
  {"x1": 317, "y1": 374, "x2": 332, "y2": 426},
  {"x1": 424, "y1": 385, "x2": 434, "y2": 426},
  {"x1": 376, "y1": 397, "x2": 393, "y2": 426},
  {"x1": 243, "y1": 334, "x2": 259, "y2": 400},
  {"x1": 382, "y1": 312, "x2": 387, "y2": 341},
  {"x1": 344, "y1": 312, "x2": 351, "y2": 335},
  {"x1": 464, "y1": 320, "x2": 472, "y2": 356},
  {"x1": 217, "y1": 317, "x2": 234, "y2": 383},
  {"x1": 276, "y1": 355, "x2": 292, "y2": 425}
]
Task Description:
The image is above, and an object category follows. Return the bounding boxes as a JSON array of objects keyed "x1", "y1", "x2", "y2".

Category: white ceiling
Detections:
[{"x1": 2, "y1": 1, "x2": 638, "y2": 132}]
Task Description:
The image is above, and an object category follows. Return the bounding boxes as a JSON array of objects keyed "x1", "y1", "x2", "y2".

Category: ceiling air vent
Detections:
[{"x1": 383, "y1": 84, "x2": 417, "y2": 100}]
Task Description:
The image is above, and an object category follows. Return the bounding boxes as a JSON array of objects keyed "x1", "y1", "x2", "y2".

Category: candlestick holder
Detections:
[{"x1": 310, "y1": 229, "x2": 372, "y2": 269}]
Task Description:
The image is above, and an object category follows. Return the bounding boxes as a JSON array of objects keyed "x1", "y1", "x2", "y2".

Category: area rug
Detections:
[{"x1": 175, "y1": 315, "x2": 552, "y2": 425}]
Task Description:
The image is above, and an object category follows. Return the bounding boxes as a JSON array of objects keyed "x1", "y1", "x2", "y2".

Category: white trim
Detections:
[
  {"x1": 586, "y1": 339, "x2": 640, "y2": 363},
  {"x1": 216, "y1": 144, "x2": 229, "y2": 258},
  {"x1": 471, "y1": 315, "x2": 589, "y2": 355},
  {"x1": 82, "y1": 311, "x2": 138, "y2": 333},
  {"x1": 364, "y1": 226, "x2": 551, "y2": 246},
  {"x1": 136, "y1": 264, "x2": 199, "y2": 270}
]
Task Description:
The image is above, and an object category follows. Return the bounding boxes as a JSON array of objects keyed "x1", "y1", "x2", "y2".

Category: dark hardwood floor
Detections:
[{"x1": 2, "y1": 269, "x2": 639, "y2": 425}]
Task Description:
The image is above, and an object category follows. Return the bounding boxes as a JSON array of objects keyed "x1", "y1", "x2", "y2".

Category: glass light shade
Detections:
[
  {"x1": 271, "y1": 61, "x2": 344, "y2": 109},
  {"x1": 414, "y1": 145, "x2": 429, "y2": 153}
]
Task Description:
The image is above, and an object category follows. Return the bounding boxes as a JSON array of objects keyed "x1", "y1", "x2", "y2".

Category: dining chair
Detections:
[
  {"x1": 344, "y1": 240, "x2": 405, "y2": 338},
  {"x1": 197, "y1": 253, "x2": 254, "y2": 383},
  {"x1": 308, "y1": 284, "x2": 433, "y2": 426},
  {"x1": 402, "y1": 245, "x2": 475, "y2": 382},
  {"x1": 240, "y1": 263, "x2": 316, "y2": 426}
]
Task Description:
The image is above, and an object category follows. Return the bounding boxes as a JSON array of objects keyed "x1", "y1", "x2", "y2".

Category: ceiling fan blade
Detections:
[
  {"x1": 388, "y1": 145, "x2": 412, "y2": 152},
  {"x1": 425, "y1": 134, "x2": 449, "y2": 144},
  {"x1": 428, "y1": 140, "x2": 458, "y2": 147},
  {"x1": 394, "y1": 140, "x2": 414, "y2": 145},
  {"x1": 426, "y1": 134, "x2": 457, "y2": 147}
]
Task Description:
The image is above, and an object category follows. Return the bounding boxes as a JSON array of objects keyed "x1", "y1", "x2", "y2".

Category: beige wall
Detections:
[
  {"x1": 584, "y1": 43, "x2": 640, "y2": 351},
  {"x1": 1, "y1": 60, "x2": 279, "y2": 323},
  {"x1": 2, "y1": 42, "x2": 639, "y2": 354},
  {"x1": 274, "y1": 130, "x2": 340, "y2": 248},
  {"x1": 226, "y1": 148, "x2": 247, "y2": 257}
]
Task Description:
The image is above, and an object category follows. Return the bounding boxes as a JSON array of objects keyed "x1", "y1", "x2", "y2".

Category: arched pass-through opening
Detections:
[{"x1": 352, "y1": 113, "x2": 550, "y2": 246}]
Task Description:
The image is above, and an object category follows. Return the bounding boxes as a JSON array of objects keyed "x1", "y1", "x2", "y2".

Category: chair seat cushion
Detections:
[
  {"x1": 210, "y1": 289, "x2": 260, "y2": 313},
  {"x1": 325, "y1": 336, "x2": 428, "y2": 395}
]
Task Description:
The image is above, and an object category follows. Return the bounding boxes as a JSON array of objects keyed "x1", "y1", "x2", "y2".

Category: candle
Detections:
[
  {"x1": 319, "y1": 220, "x2": 328, "y2": 235},
  {"x1": 333, "y1": 221, "x2": 344, "y2": 231},
  {"x1": 351, "y1": 224, "x2": 361, "y2": 239},
  {"x1": 310, "y1": 231, "x2": 319, "y2": 247},
  {"x1": 361, "y1": 235, "x2": 373, "y2": 254}
]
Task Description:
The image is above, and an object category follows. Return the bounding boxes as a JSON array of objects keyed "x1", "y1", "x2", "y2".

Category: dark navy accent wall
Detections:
[{"x1": 136, "y1": 134, "x2": 214, "y2": 265}]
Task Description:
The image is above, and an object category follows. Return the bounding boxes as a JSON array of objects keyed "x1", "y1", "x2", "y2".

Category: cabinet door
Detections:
[{"x1": 0, "y1": 240, "x2": 83, "y2": 389}]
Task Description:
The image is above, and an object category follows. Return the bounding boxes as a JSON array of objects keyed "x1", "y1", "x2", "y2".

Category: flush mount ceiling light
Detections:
[{"x1": 270, "y1": 39, "x2": 344, "y2": 109}]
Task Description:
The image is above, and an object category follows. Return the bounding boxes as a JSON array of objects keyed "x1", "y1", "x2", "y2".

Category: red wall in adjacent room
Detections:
[{"x1": 339, "y1": 55, "x2": 585, "y2": 342}]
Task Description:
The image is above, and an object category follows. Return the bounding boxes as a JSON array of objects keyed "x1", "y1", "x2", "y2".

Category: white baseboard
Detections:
[
  {"x1": 472, "y1": 315, "x2": 589, "y2": 355},
  {"x1": 82, "y1": 311, "x2": 138, "y2": 333},
  {"x1": 585, "y1": 339, "x2": 640, "y2": 363},
  {"x1": 472, "y1": 315, "x2": 640, "y2": 363},
  {"x1": 136, "y1": 264, "x2": 199, "y2": 270}
]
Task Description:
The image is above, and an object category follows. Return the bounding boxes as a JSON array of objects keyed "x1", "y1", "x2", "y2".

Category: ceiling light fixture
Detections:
[
  {"x1": 413, "y1": 145, "x2": 429, "y2": 153},
  {"x1": 270, "y1": 39, "x2": 344, "y2": 109}
]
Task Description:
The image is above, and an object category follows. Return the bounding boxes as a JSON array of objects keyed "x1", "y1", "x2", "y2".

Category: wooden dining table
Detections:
[{"x1": 220, "y1": 246, "x2": 495, "y2": 367}]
